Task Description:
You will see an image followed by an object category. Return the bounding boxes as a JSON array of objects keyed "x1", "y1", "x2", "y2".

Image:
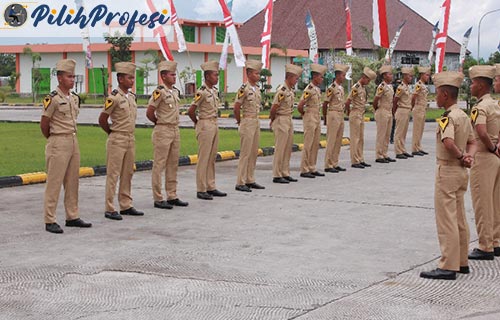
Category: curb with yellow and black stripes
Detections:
[{"x1": 0, "y1": 138, "x2": 350, "y2": 189}]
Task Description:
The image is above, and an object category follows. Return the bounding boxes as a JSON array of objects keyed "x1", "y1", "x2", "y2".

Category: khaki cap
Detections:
[
  {"x1": 469, "y1": 65, "x2": 495, "y2": 79},
  {"x1": 417, "y1": 66, "x2": 431, "y2": 74},
  {"x1": 379, "y1": 65, "x2": 392, "y2": 75},
  {"x1": 495, "y1": 64, "x2": 500, "y2": 77},
  {"x1": 115, "y1": 62, "x2": 136, "y2": 76},
  {"x1": 201, "y1": 60, "x2": 219, "y2": 72},
  {"x1": 56, "y1": 59, "x2": 76, "y2": 74},
  {"x1": 401, "y1": 67, "x2": 414, "y2": 75},
  {"x1": 363, "y1": 67, "x2": 377, "y2": 81},
  {"x1": 310, "y1": 63, "x2": 328, "y2": 76},
  {"x1": 159, "y1": 61, "x2": 177, "y2": 73},
  {"x1": 433, "y1": 71, "x2": 464, "y2": 89},
  {"x1": 245, "y1": 59, "x2": 263, "y2": 72},
  {"x1": 285, "y1": 64, "x2": 303, "y2": 76},
  {"x1": 334, "y1": 64, "x2": 349, "y2": 73}
]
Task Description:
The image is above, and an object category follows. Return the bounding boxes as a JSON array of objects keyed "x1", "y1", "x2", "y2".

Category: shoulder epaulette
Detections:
[
  {"x1": 157, "y1": 85, "x2": 165, "y2": 90},
  {"x1": 111, "y1": 89, "x2": 119, "y2": 96},
  {"x1": 49, "y1": 90, "x2": 57, "y2": 97},
  {"x1": 307, "y1": 84, "x2": 313, "y2": 90},
  {"x1": 280, "y1": 86, "x2": 286, "y2": 91},
  {"x1": 71, "y1": 91, "x2": 81, "y2": 108},
  {"x1": 129, "y1": 91, "x2": 136, "y2": 96},
  {"x1": 354, "y1": 83, "x2": 360, "y2": 88},
  {"x1": 200, "y1": 85, "x2": 206, "y2": 90},
  {"x1": 173, "y1": 86, "x2": 181, "y2": 96}
]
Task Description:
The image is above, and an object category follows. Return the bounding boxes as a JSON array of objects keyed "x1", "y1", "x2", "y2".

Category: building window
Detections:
[
  {"x1": 183, "y1": 25, "x2": 195, "y2": 43},
  {"x1": 216, "y1": 27, "x2": 226, "y2": 44}
]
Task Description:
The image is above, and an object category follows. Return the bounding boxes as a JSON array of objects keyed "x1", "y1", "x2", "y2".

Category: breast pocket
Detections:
[{"x1": 58, "y1": 104, "x2": 71, "y2": 117}]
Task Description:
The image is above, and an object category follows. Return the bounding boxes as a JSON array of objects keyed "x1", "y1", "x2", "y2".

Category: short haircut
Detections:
[
  {"x1": 56, "y1": 71, "x2": 65, "y2": 77},
  {"x1": 204, "y1": 70, "x2": 217, "y2": 79},
  {"x1": 285, "y1": 72, "x2": 297, "y2": 80},
  {"x1": 334, "y1": 70, "x2": 343, "y2": 77},
  {"x1": 474, "y1": 76, "x2": 493, "y2": 88},
  {"x1": 439, "y1": 85, "x2": 459, "y2": 99},
  {"x1": 246, "y1": 68, "x2": 258, "y2": 76},
  {"x1": 311, "y1": 71, "x2": 321, "y2": 78}
]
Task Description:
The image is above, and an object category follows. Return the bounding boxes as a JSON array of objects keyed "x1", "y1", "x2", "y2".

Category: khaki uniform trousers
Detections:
[
  {"x1": 151, "y1": 125, "x2": 180, "y2": 201},
  {"x1": 470, "y1": 152, "x2": 500, "y2": 252},
  {"x1": 434, "y1": 164, "x2": 469, "y2": 271},
  {"x1": 44, "y1": 134, "x2": 80, "y2": 224},
  {"x1": 237, "y1": 118, "x2": 260, "y2": 185},
  {"x1": 105, "y1": 132, "x2": 135, "y2": 212},
  {"x1": 272, "y1": 116, "x2": 294, "y2": 178},
  {"x1": 375, "y1": 109, "x2": 392, "y2": 159},
  {"x1": 324, "y1": 111, "x2": 344, "y2": 169},
  {"x1": 300, "y1": 113, "x2": 321, "y2": 173},
  {"x1": 349, "y1": 111, "x2": 365, "y2": 164},
  {"x1": 394, "y1": 108, "x2": 411, "y2": 154},
  {"x1": 196, "y1": 119, "x2": 219, "y2": 192},
  {"x1": 412, "y1": 109, "x2": 426, "y2": 152}
]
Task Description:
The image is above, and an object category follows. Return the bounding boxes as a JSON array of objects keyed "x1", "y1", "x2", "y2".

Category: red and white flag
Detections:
[
  {"x1": 217, "y1": 0, "x2": 246, "y2": 67},
  {"x1": 372, "y1": 0, "x2": 389, "y2": 48},
  {"x1": 169, "y1": 0, "x2": 186, "y2": 52},
  {"x1": 146, "y1": 0, "x2": 174, "y2": 61},
  {"x1": 435, "y1": 0, "x2": 451, "y2": 73},
  {"x1": 344, "y1": 0, "x2": 352, "y2": 56},
  {"x1": 260, "y1": 0, "x2": 273, "y2": 69}
]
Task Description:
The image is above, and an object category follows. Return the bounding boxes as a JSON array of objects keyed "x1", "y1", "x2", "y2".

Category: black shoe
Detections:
[
  {"x1": 311, "y1": 171, "x2": 325, "y2": 177},
  {"x1": 375, "y1": 158, "x2": 389, "y2": 163},
  {"x1": 45, "y1": 223, "x2": 64, "y2": 234},
  {"x1": 420, "y1": 150, "x2": 429, "y2": 155},
  {"x1": 351, "y1": 163, "x2": 365, "y2": 169},
  {"x1": 495, "y1": 247, "x2": 500, "y2": 257},
  {"x1": 105, "y1": 211, "x2": 123, "y2": 221},
  {"x1": 283, "y1": 176, "x2": 298, "y2": 182},
  {"x1": 300, "y1": 172, "x2": 316, "y2": 178},
  {"x1": 154, "y1": 200, "x2": 173, "y2": 209},
  {"x1": 246, "y1": 182, "x2": 265, "y2": 189},
  {"x1": 412, "y1": 151, "x2": 425, "y2": 156},
  {"x1": 459, "y1": 266, "x2": 470, "y2": 274},
  {"x1": 65, "y1": 218, "x2": 92, "y2": 228},
  {"x1": 167, "y1": 198, "x2": 189, "y2": 207},
  {"x1": 197, "y1": 192, "x2": 213, "y2": 200},
  {"x1": 419, "y1": 268, "x2": 456, "y2": 280},
  {"x1": 325, "y1": 167, "x2": 339, "y2": 173},
  {"x1": 468, "y1": 248, "x2": 494, "y2": 260},
  {"x1": 273, "y1": 177, "x2": 289, "y2": 184},
  {"x1": 360, "y1": 162, "x2": 371, "y2": 167},
  {"x1": 120, "y1": 207, "x2": 144, "y2": 216},
  {"x1": 385, "y1": 157, "x2": 396, "y2": 162},
  {"x1": 208, "y1": 189, "x2": 227, "y2": 197},
  {"x1": 403, "y1": 152, "x2": 414, "y2": 158},
  {"x1": 235, "y1": 185, "x2": 252, "y2": 192},
  {"x1": 396, "y1": 154, "x2": 407, "y2": 159},
  {"x1": 335, "y1": 166, "x2": 347, "y2": 172}
]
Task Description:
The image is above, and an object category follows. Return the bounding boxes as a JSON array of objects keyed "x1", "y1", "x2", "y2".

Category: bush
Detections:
[
  {"x1": 78, "y1": 92, "x2": 88, "y2": 104},
  {"x1": 0, "y1": 91, "x2": 5, "y2": 102}
]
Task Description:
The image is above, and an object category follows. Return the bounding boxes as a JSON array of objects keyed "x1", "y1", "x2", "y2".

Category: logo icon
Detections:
[{"x1": 4, "y1": 3, "x2": 27, "y2": 27}]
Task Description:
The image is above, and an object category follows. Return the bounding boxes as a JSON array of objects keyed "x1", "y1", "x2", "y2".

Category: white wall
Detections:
[
  {"x1": 269, "y1": 56, "x2": 288, "y2": 92},
  {"x1": 200, "y1": 26, "x2": 212, "y2": 45}
]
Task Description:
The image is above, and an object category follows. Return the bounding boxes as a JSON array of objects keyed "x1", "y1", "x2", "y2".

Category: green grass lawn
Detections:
[{"x1": 0, "y1": 123, "x2": 307, "y2": 177}]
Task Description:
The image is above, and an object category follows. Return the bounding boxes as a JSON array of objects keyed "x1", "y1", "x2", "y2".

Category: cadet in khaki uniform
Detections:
[
  {"x1": 494, "y1": 64, "x2": 500, "y2": 257},
  {"x1": 270, "y1": 64, "x2": 302, "y2": 184},
  {"x1": 345, "y1": 66, "x2": 376, "y2": 169},
  {"x1": 99, "y1": 62, "x2": 144, "y2": 220},
  {"x1": 234, "y1": 60, "x2": 265, "y2": 192},
  {"x1": 393, "y1": 67, "x2": 414, "y2": 159},
  {"x1": 323, "y1": 64, "x2": 349, "y2": 173},
  {"x1": 495, "y1": 64, "x2": 500, "y2": 93},
  {"x1": 411, "y1": 67, "x2": 431, "y2": 156},
  {"x1": 188, "y1": 61, "x2": 227, "y2": 200},
  {"x1": 467, "y1": 65, "x2": 500, "y2": 260},
  {"x1": 298, "y1": 63, "x2": 328, "y2": 178},
  {"x1": 41, "y1": 59, "x2": 92, "y2": 234},
  {"x1": 373, "y1": 65, "x2": 396, "y2": 163},
  {"x1": 420, "y1": 71, "x2": 476, "y2": 280},
  {"x1": 147, "y1": 61, "x2": 188, "y2": 209}
]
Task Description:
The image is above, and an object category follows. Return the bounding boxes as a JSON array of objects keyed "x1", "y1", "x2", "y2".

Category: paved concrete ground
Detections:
[{"x1": 1, "y1": 107, "x2": 500, "y2": 320}]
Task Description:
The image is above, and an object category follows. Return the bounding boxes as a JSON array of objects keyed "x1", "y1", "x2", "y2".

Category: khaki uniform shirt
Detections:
[
  {"x1": 149, "y1": 85, "x2": 180, "y2": 125},
  {"x1": 395, "y1": 83, "x2": 411, "y2": 109},
  {"x1": 325, "y1": 82, "x2": 345, "y2": 112},
  {"x1": 375, "y1": 81, "x2": 394, "y2": 111},
  {"x1": 413, "y1": 80, "x2": 428, "y2": 111},
  {"x1": 470, "y1": 93, "x2": 500, "y2": 148},
  {"x1": 42, "y1": 87, "x2": 79, "y2": 135},
  {"x1": 347, "y1": 81, "x2": 367, "y2": 113},
  {"x1": 272, "y1": 83, "x2": 295, "y2": 116},
  {"x1": 436, "y1": 104, "x2": 474, "y2": 162},
  {"x1": 192, "y1": 83, "x2": 219, "y2": 119},
  {"x1": 235, "y1": 83, "x2": 261, "y2": 119},
  {"x1": 300, "y1": 82, "x2": 321, "y2": 121},
  {"x1": 103, "y1": 88, "x2": 137, "y2": 133}
]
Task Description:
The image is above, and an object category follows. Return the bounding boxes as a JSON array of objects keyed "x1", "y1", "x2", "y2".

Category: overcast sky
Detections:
[{"x1": 173, "y1": 0, "x2": 500, "y2": 60}]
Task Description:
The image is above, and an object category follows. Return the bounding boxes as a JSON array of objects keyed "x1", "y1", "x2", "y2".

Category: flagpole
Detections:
[{"x1": 477, "y1": 9, "x2": 500, "y2": 63}]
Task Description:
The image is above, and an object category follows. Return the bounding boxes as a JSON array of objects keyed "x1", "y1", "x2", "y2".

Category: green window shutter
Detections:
[
  {"x1": 135, "y1": 70, "x2": 144, "y2": 95},
  {"x1": 182, "y1": 25, "x2": 195, "y2": 43},
  {"x1": 196, "y1": 70, "x2": 202, "y2": 88},
  {"x1": 218, "y1": 70, "x2": 224, "y2": 92},
  {"x1": 37, "y1": 68, "x2": 51, "y2": 95},
  {"x1": 215, "y1": 27, "x2": 226, "y2": 43},
  {"x1": 88, "y1": 68, "x2": 104, "y2": 94}
]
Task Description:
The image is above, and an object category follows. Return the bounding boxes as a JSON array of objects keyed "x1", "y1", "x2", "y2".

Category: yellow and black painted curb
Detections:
[{"x1": 0, "y1": 138, "x2": 350, "y2": 189}]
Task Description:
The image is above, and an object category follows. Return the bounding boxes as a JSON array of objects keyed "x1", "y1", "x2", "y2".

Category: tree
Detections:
[
  {"x1": 0, "y1": 54, "x2": 15, "y2": 76},
  {"x1": 23, "y1": 47, "x2": 46, "y2": 103},
  {"x1": 179, "y1": 66, "x2": 196, "y2": 96},
  {"x1": 104, "y1": 32, "x2": 134, "y2": 68},
  {"x1": 259, "y1": 68, "x2": 273, "y2": 110},
  {"x1": 488, "y1": 51, "x2": 500, "y2": 64},
  {"x1": 138, "y1": 49, "x2": 160, "y2": 95}
]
